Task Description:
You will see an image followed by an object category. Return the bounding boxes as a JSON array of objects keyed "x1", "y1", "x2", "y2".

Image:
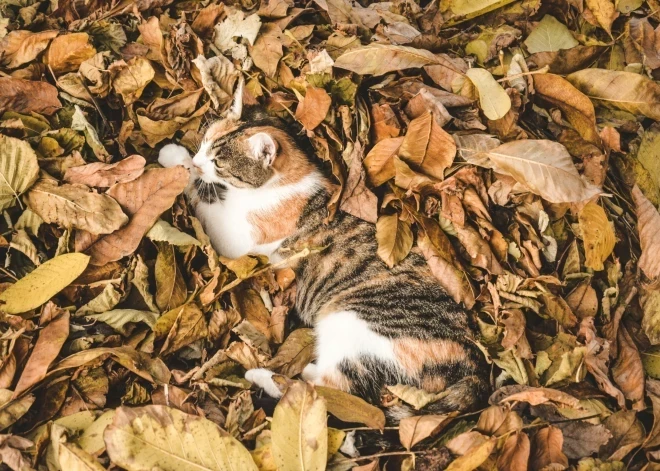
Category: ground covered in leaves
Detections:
[{"x1": 1, "y1": 0, "x2": 660, "y2": 469}]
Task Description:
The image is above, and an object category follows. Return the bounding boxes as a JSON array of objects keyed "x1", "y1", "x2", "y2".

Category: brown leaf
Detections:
[
  {"x1": 249, "y1": 23, "x2": 283, "y2": 78},
  {"x1": 566, "y1": 280, "x2": 598, "y2": 319},
  {"x1": 399, "y1": 414, "x2": 454, "y2": 450},
  {"x1": 567, "y1": 69, "x2": 660, "y2": 121},
  {"x1": 370, "y1": 104, "x2": 401, "y2": 142},
  {"x1": 0, "y1": 30, "x2": 58, "y2": 69},
  {"x1": 364, "y1": 137, "x2": 402, "y2": 187},
  {"x1": 585, "y1": 0, "x2": 618, "y2": 35},
  {"x1": 527, "y1": 46, "x2": 607, "y2": 75},
  {"x1": 578, "y1": 201, "x2": 616, "y2": 272},
  {"x1": 154, "y1": 242, "x2": 187, "y2": 312},
  {"x1": 315, "y1": 386, "x2": 385, "y2": 430},
  {"x1": 534, "y1": 74, "x2": 601, "y2": 146},
  {"x1": 541, "y1": 293, "x2": 578, "y2": 328},
  {"x1": 46, "y1": 32, "x2": 96, "y2": 76},
  {"x1": 632, "y1": 185, "x2": 660, "y2": 281},
  {"x1": 600, "y1": 411, "x2": 645, "y2": 461},
  {"x1": 13, "y1": 308, "x2": 69, "y2": 397},
  {"x1": 109, "y1": 57, "x2": 155, "y2": 105},
  {"x1": 417, "y1": 217, "x2": 475, "y2": 308},
  {"x1": 399, "y1": 112, "x2": 456, "y2": 180},
  {"x1": 267, "y1": 328, "x2": 315, "y2": 378},
  {"x1": 454, "y1": 223, "x2": 503, "y2": 275},
  {"x1": 0, "y1": 77, "x2": 61, "y2": 115},
  {"x1": 160, "y1": 303, "x2": 208, "y2": 356},
  {"x1": 26, "y1": 178, "x2": 128, "y2": 235},
  {"x1": 530, "y1": 426, "x2": 568, "y2": 471},
  {"x1": 494, "y1": 386, "x2": 580, "y2": 408},
  {"x1": 295, "y1": 86, "x2": 332, "y2": 131},
  {"x1": 63, "y1": 155, "x2": 145, "y2": 188},
  {"x1": 446, "y1": 437, "x2": 497, "y2": 471},
  {"x1": 376, "y1": 213, "x2": 413, "y2": 268},
  {"x1": 476, "y1": 405, "x2": 522, "y2": 437},
  {"x1": 334, "y1": 44, "x2": 440, "y2": 76},
  {"x1": 191, "y1": 3, "x2": 225, "y2": 38},
  {"x1": 87, "y1": 167, "x2": 189, "y2": 265},
  {"x1": 497, "y1": 432, "x2": 530, "y2": 471},
  {"x1": 612, "y1": 325, "x2": 645, "y2": 410}
]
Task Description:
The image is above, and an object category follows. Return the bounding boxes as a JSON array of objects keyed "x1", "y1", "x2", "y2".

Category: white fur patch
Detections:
[
  {"x1": 314, "y1": 311, "x2": 398, "y2": 382},
  {"x1": 158, "y1": 143, "x2": 192, "y2": 169},
  {"x1": 245, "y1": 368, "x2": 282, "y2": 398},
  {"x1": 247, "y1": 132, "x2": 277, "y2": 165}
]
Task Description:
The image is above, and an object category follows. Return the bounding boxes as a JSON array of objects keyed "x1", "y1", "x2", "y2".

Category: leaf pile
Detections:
[{"x1": 1, "y1": 0, "x2": 660, "y2": 469}]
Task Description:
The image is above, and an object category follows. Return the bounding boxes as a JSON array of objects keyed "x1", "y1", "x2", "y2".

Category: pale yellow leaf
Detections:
[{"x1": 465, "y1": 68, "x2": 511, "y2": 120}]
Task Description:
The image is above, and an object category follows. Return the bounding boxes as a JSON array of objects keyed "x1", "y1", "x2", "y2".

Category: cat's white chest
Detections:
[{"x1": 194, "y1": 187, "x2": 282, "y2": 259}]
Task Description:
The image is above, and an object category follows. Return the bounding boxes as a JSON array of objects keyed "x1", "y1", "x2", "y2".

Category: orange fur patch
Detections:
[
  {"x1": 393, "y1": 338, "x2": 469, "y2": 377},
  {"x1": 247, "y1": 196, "x2": 307, "y2": 244}
]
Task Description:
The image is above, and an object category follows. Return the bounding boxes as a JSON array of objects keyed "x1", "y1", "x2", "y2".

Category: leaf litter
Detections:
[{"x1": 0, "y1": 0, "x2": 660, "y2": 469}]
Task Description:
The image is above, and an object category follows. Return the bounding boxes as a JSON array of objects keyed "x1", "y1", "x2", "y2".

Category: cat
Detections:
[{"x1": 158, "y1": 78, "x2": 489, "y2": 414}]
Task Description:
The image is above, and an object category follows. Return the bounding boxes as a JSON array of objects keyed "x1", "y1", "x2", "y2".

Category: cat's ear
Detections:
[{"x1": 247, "y1": 132, "x2": 278, "y2": 166}]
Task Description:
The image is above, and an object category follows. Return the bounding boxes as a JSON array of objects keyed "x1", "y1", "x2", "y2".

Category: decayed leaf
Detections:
[
  {"x1": 267, "y1": 328, "x2": 315, "y2": 378},
  {"x1": 0, "y1": 30, "x2": 58, "y2": 68},
  {"x1": 399, "y1": 112, "x2": 456, "y2": 180},
  {"x1": 71, "y1": 105, "x2": 111, "y2": 162},
  {"x1": 578, "y1": 202, "x2": 616, "y2": 272},
  {"x1": 375, "y1": 214, "x2": 413, "y2": 268},
  {"x1": 159, "y1": 304, "x2": 208, "y2": 356},
  {"x1": 13, "y1": 308, "x2": 69, "y2": 397},
  {"x1": 612, "y1": 326, "x2": 645, "y2": 410},
  {"x1": 250, "y1": 23, "x2": 283, "y2": 78},
  {"x1": 524, "y1": 15, "x2": 579, "y2": 53},
  {"x1": 271, "y1": 381, "x2": 327, "y2": 471},
  {"x1": 104, "y1": 405, "x2": 258, "y2": 471},
  {"x1": 155, "y1": 242, "x2": 187, "y2": 312},
  {"x1": 567, "y1": 69, "x2": 660, "y2": 121},
  {"x1": 85, "y1": 309, "x2": 158, "y2": 335},
  {"x1": 453, "y1": 133, "x2": 500, "y2": 167},
  {"x1": 446, "y1": 437, "x2": 497, "y2": 471},
  {"x1": 63, "y1": 155, "x2": 146, "y2": 188},
  {"x1": 632, "y1": 185, "x2": 660, "y2": 281},
  {"x1": 214, "y1": 8, "x2": 261, "y2": 53},
  {"x1": 387, "y1": 384, "x2": 446, "y2": 410},
  {"x1": 296, "y1": 87, "x2": 332, "y2": 131},
  {"x1": 315, "y1": 386, "x2": 385, "y2": 430},
  {"x1": 27, "y1": 179, "x2": 128, "y2": 235},
  {"x1": 399, "y1": 415, "x2": 454, "y2": 450},
  {"x1": 0, "y1": 253, "x2": 89, "y2": 315},
  {"x1": 0, "y1": 77, "x2": 62, "y2": 115},
  {"x1": 87, "y1": 167, "x2": 189, "y2": 265},
  {"x1": 465, "y1": 68, "x2": 511, "y2": 121},
  {"x1": 334, "y1": 44, "x2": 440, "y2": 76},
  {"x1": 0, "y1": 390, "x2": 35, "y2": 431},
  {"x1": 0, "y1": 134, "x2": 39, "y2": 211},
  {"x1": 340, "y1": 141, "x2": 378, "y2": 223},
  {"x1": 147, "y1": 220, "x2": 201, "y2": 246},
  {"x1": 192, "y1": 54, "x2": 239, "y2": 110},
  {"x1": 471, "y1": 140, "x2": 601, "y2": 203},
  {"x1": 110, "y1": 57, "x2": 155, "y2": 105},
  {"x1": 600, "y1": 411, "x2": 645, "y2": 461},
  {"x1": 497, "y1": 432, "x2": 530, "y2": 471}
]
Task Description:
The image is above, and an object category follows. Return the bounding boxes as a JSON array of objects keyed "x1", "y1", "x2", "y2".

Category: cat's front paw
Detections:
[
  {"x1": 245, "y1": 368, "x2": 283, "y2": 398},
  {"x1": 159, "y1": 143, "x2": 192, "y2": 169}
]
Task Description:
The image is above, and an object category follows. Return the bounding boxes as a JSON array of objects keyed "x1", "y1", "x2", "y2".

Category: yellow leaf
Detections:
[
  {"x1": 271, "y1": 381, "x2": 327, "y2": 471},
  {"x1": 104, "y1": 405, "x2": 258, "y2": 471},
  {"x1": 465, "y1": 68, "x2": 511, "y2": 120},
  {"x1": 0, "y1": 134, "x2": 39, "y2": 211},
  {"x1": 0, "y1": 253, "x2": 90, "y2": 315},
  {"x1": 578, "y1": 202, "x2": 616, "y2": 271},
  {"x1": 446, "y1": 437, "x2": 497, "y2": 471},
  {"x1": 524, "y1": 15, "x2": 579, "y2": 53}
]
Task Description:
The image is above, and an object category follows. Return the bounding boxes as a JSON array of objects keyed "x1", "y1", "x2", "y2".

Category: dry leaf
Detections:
[
  {"x1": 296, "y1": 87, "x2": 332, "y2": 131},
  {"x1": 315, "y1": 386, "x2": 385, "y2": 430},
  {"x1": 27, "y1": 179, "x2": 128, "y2": 235},
  {"x1": 0, "y1": 134, "x2": 39, "y2": 211},
  {"x1": 376, "y1": 213, "x2": 413, "y2": 268},
  {"x1": 63, "y1": 155, "x2": 146, "y2": 188},
  {"x1": 399, "y1": 415, "x2": 453, "y2": 450},
  {"x1": 399, "y1": 112, "x2": 456, "y2": 180},
  {"x1": 0, "y1": 77, "x2": 61, "y2": 115},
  {"x1": 334, "y1": 44, "x2": 441, "y2": 76},
  {"x1": 364, "y1": 137, "x2": 402, "y2": 186},
  {"x1": 632, "y1": 185, "x2": 660, "y2": 281},
  {"x1": 530, "y1": 426, "x2": 568, "y2": 470},
  {"x1": 46, "y1": 33, "x2": 96, "y2": 76},
  {"x1": 466, "y1": 68, "x2": 511, "y2": 121},
  {"x1": 87, "y1": 167, "x2": 189, "y2": 265},
  {"x1": 578, "y1": 202, "x2": 616, "y2": 271},
  {"x1": 0, "y1": 30, "x2": 58, "y2": 68}
]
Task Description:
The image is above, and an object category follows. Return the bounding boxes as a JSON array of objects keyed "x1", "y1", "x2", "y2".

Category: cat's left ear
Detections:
[{"x1": 247, "y1": 132, "x2": 278, "y2": 166}]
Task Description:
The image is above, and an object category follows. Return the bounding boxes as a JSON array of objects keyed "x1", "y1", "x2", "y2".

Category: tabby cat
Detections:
[{"x1": 158, "y1": 79, "x2": 489, "y2": 414}]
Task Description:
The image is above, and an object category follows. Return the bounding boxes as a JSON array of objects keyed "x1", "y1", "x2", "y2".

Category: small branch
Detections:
[
  {"x1": 0, "y1": 267, "x2": 17, "y2": 282},
  {"x1": 497, "y1": 66, "x2": 550, "y2": 83},
  {"x1": 333, "y1": 450, "x2": 417, "y2": 464}
]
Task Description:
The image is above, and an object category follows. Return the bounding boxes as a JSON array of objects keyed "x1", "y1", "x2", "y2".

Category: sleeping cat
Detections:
[{"x1": 158, "y1": 79, "x2": 489, "y2": 413}]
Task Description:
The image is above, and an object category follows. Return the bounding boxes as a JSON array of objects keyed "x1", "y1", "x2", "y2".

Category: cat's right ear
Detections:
[{"x1": 247, "y1": 132, "x2": 278, "y2": 166}]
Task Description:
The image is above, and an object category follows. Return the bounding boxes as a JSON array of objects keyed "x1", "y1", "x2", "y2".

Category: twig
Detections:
[
  {"x1": 0, "y1": 267, "x2": 17, "y2": 282},
  {"x1": 76, "y1": 74, "x2": 113, "y2": 136},
  {"x1": 332, "y1": 450, "x2": 417, "y2": 464},
  {"x1": 497, "y1": 66, "x2": 549, "y2": 83}
]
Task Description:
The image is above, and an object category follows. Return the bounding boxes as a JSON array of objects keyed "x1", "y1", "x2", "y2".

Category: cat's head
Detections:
[{"x1": 191, "y1": 78, "x2": 315, "y2": 190}]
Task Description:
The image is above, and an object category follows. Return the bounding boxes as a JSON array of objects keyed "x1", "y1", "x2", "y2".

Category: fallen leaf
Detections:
[
  {"x1": 334, "y1": 44, "x2": 440, "y2": 76},
  {"x1": 85, "y1": 309, "x2": 158, "y2": 335},
  {"x1": 147, "y1": 220, "x2": 201, "y2": 246},
  {"x1": 0, "y1": 134, "x2": 39, "y2": 211},
  {"x1": 399, "y1": 414, "x2": 454, "y2": 450},
  {"x1": 600, "y1": 411, "x2": 645, "y2": 461},
  {"x1": 567, "y1": 69, "x2": 660, "y2": 121},
  {"x1": 154, "y1": 242, "x2": 187, "y2": 312},
  {"x1": 104, "y1": 405, "x2": 258, "y2": 471},
  {"x1": 612, "y1": 325, "x2": 645, "y2": 410},
  {"x1": 497, "y1": 432, "x2": 530, "y2": 471},
  {"x1": 445, "y1": 437, "x2": 497, "y2": 471},
  {"x1": 0, "y1": 30, "x2": 58, "y2": 68},
  {"x1": 63, "y1": 155, "x2": 146, "y2": 188},
  {"x1": 27, "y1": 179, "x2": 128, "y2": 235},
  {"x1": 465, "y1": 68, "x2": 511, "y2": 121},
  {"x1": 388, "y1": 384, "x2": 447, "y2": 410},
  {"x1": 578, "y1": 202, "x2": 616, "y2": 271},
  {"x1": 530, "y1": 426, "x2": 568, "y2": 470},
  {"x1": 192, "y1": 54, "x2": 239, "y2": 110},
  {"x1": 363, "y1": 137, "x2": 402, "y2": 186},
  {"x1": 471, "y1": 139, "x2": 601, "y2": 203},
  {"x1": 249, "y1": 23, "x2": 283, "y2": 78},
  {"x1": 296, "y1": 86, "x2": 332, "y2": 131},
  {"x1": 267, "y1": 328, "x2": 315, "y2": 378},
  {"x1": 0, "y1": 391, "x2": 35, "y2": 431},
  {"x1": 632, "y1": 185, "x2": 660, "y2": 281},
  {"x1": 87, "y1": 167, "x2": 189, "y2": 265},
  {"x1": 46, "y1": 33, "x2": 96, "y2": 76},
  {"x1": 524, "y1": 15, "x2": 579, "y2": 53},
  {"x1": 585, "y1": 0, "x2": 618, "y2": 35},
  {"x1": 110, "y1": 57, "x2": 155, "y2": 105},
  {"x1": 399, "y1": 111, "x2": 456, "y2": 180},
  {"x1": 0, "y1": 253, "x2": 89, "y2": 315},
  {"x1": 0, "y1": 77, "x2": 62, "y2": 115},
  {"x1": 376, "y1": 213, "x2": 413, "y2": 268},
  {"x1": 271, "y1": 381, "x2": 327, "y2": 471},
  {"x1": 316, "y1": 386, "x2": 385, "y2": 430}
]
